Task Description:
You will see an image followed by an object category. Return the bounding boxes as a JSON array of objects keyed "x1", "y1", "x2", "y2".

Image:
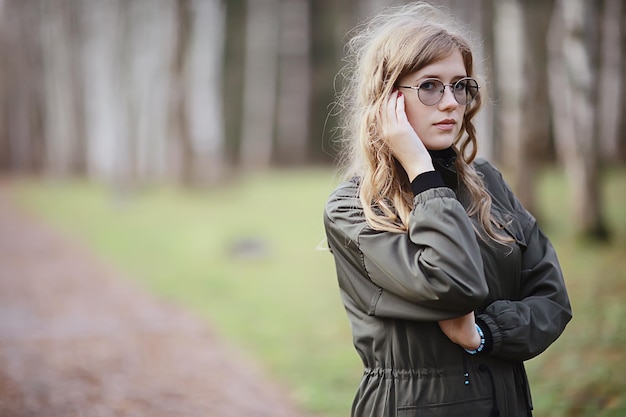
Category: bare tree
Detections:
[
  {"x1": 239, "y1": 0, "x2": 280, "y2": 169},
  {"x1": 169, "y1": 0, "x2": 225, "y2": 186},
  {"x1": 186, "y1": 0, "x2": 226, "y2": 185},
  {"x1": 596, "y1": 0, "x2": 622, "y2": 163},
  {"x1": 308, "y1": 0, "x2": 358, "y2": 163},
  {"x1": 129, "y1": 0, "x2": 175, "y2": 183},
  {"x1": 0, "y1": 0, "x2": 46, "y2": 173},
  {"x1": 476, "y1": 0, "x2": 497, "y2": 162},
  {"x1": 617, "y1": 0, "x2": 626, "y2": 162},
  {"x1": 39, "y1": 0, "x2": 85, "y2": 177},
  {"x1": 275, "y1": 0, "x2": 311, "y2": 165},
  {"x1": 169, "y1": 0, "x2": 194, "y2": 185},
  {"x1": 548, "y1": 0, "x2": 608, "y2": 239},
  {"x1": 514, "y1": 0, "x2": 554, "y2": 215},
  {"x1": 222, "y1": 0, "x2": 246, "y2": 166},
  {"x1": 493, "y1": 0, "x2": 524, "y2": 176},
  {"x1": 80, "y1": 0, "x2": 126, "y2": 183}
]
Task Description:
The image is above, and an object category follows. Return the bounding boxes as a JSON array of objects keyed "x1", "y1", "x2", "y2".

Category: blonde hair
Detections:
[{"x1": 336, "y1": 2, "x2": 511, "y2": 245}]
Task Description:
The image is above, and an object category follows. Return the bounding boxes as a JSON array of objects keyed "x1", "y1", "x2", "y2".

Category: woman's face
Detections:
[{"x1": 396, "y1": 50, "x2": 468, "y2": 150}]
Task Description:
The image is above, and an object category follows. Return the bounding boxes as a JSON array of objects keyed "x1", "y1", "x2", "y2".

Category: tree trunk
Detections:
[
  {"x1": 239, "y1": 0, "x2": 280, "y2": 169},
  {"x1": 1, "y1": 0, "x2": 46, "y2": 174},
  {"x1": 275, "y1": 0, "x2": 311, "y2": 165},
  {"x1": 170, "y1": 0, "x2": 225, "y2": 186},
  {"x1": 127, "y1": 0, "x2": 175, "y2": 183},
  {"x1": 493, "y1": 0, "x2": 524, "y2": 179},
  {"x1": 549, "y1": 0, "x2": 608, "y2": 240},
  {"x1": 308, "y1": 0, "x2": 354, "y2": 163},
  {"x1": 185, "y1": 0, "x2": 226, "y2": 185},
  {"x1": 81, "y1": 0, "x2": 124, "y2": 183},
  {"x1": 475, "y1": 0, "x2": 496, "y2": 162},
  {"x1": 596, "y1": 0, "x2": 622, "y2": 163},
  {"x1": 222, "y1": 0, "x2": 246, "y2": 166},
  {"x1": 617, "y1": 0, "x2": 626, "y2": 162},
  {"x1": 169, "y1": 0, "x2": 194, "y2": 185},
  {"x1": 39, "y1": 0, "x2": 85, "y2": 177},
  {"x1": 514, "y1": 0, "x2": 554, "y2": 216},
  {"x1": 0, "y1": 51, "x2": 7, "y2": 170}
]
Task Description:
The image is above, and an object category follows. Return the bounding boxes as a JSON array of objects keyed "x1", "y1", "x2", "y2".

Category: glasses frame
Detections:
[{"x1": 397, "y1": 77, "x2": 480, "y2": 106}]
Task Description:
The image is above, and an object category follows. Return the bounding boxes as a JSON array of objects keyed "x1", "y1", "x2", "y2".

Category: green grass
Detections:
[
  {"x1": 11, "y1": 167, "x2": 626, "y2": 417},
  {"x1": 12, "y1": 170, "x2": 361, "y2": 416},
  {"x1": 524, "y1": 167, "x2": 626, "y2": 417}
]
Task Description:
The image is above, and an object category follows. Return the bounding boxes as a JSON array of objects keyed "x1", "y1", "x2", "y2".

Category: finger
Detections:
[
  {"x1": 385, "y1": 89, "x2": 399, "y2": 125},
  {"x1": 395, "y1": 91, "x2": 409, "y2": 124},
  {"x1": 381, "y1": 90, "x2": 398, "y2": 138}
]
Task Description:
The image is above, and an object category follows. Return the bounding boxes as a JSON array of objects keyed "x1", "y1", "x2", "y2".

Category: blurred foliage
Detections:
[{"x1": 12, "y1": 167, "x2": 626, "y2": 417}]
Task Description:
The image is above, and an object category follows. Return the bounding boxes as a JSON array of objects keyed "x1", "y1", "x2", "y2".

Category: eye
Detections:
[
  {"x1": 454, "y1": 79, "x2": 468, "y2": 91},
  {"x1": 419, "y1": 80, "x2": 440, "y2": 91}
]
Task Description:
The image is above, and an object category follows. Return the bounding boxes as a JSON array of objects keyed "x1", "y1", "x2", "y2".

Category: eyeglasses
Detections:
[{"x1": 397, "y1": 77, "x2": 479, "y2": 106}]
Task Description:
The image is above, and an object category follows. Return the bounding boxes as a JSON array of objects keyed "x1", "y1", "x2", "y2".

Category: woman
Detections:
[{"x1": 323, "y1": 2, "x2": 572, "y2": 417}]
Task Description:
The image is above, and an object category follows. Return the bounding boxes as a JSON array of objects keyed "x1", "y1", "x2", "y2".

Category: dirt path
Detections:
[{"x1": 0, "y1": 184, "x2": 312, "y2": 417}]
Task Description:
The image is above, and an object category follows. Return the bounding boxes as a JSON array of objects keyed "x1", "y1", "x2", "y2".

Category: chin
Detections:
[
  {"x1": 424, "y1": 139, "x2": 455, "y2": 151},
  {"x1": 420, "y1": 127, "x2": 459, "y2": 150}
]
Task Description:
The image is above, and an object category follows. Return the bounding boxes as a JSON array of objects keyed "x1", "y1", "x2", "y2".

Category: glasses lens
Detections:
[
  {"x1": 454, "y1": 78, "x2": 479, "y2": 105},
  {"x1": 417, "y1": 79, "x2": 444, "y2": 106}
]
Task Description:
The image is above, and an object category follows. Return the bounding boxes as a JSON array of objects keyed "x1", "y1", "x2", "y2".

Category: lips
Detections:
[{"x1": 433, "y1": 119, "x2": 457, "y2": 131}]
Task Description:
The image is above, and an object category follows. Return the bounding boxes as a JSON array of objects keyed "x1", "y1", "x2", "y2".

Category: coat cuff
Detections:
[
  {"x1": 476, "y1": 313, "x2": 502, "y2": 355},
  {"x1": 475, "y1": 317, "x2": 494, "y2": 354}
]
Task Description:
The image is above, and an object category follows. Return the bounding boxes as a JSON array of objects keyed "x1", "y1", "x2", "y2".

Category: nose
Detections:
[{"x1": 438, "y1": 85, "x2": 458, "y2": 110}]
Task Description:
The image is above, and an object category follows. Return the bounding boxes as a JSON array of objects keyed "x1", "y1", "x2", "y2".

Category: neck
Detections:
[{"x1": 428, "y1": 146, "x2": 456, "y2": 159}]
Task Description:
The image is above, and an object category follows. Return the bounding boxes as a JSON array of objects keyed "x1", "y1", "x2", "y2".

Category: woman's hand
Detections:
[
  {"x1": 382, "y1": 90, "x2": 434, "y2": 181},
  {"x1": 438, "y1": 312, "x2": 481, "y2": 351}
]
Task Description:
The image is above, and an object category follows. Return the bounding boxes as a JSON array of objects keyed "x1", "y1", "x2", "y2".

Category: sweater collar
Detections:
[
  {"x1": 428, "y1": 146, "x2": 457, "y2": 162},
  {"x1": 428, "y1": 146, "x2": 458, "y2": 190}
]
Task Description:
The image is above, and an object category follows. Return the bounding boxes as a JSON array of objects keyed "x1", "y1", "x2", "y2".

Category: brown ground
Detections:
[{"x1": 0, "y1": 184, "x2": 311, "y2": 417}]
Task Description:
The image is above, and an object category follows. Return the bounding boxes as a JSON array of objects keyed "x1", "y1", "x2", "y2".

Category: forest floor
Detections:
[{"x1": 0, "y1": 182, "x2": 311, "y2": 417}]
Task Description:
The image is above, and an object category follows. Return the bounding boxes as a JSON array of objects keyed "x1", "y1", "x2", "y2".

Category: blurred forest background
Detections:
[
  {"x1": 1, "y1": 0, "x2": 625, "y2": 236},
  {"x1": 1, "y1": 0, "x2": 626, "y2": 416}
]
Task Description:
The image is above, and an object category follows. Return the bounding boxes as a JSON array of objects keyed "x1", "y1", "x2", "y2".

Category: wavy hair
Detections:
[{"x1": 335, "y1": 2, "x2": 511, "y2": 244}]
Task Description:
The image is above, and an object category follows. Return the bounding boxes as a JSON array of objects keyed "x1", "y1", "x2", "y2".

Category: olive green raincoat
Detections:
[{"x1": 323, "y1": 158, "x2": 572, "y2": 417}]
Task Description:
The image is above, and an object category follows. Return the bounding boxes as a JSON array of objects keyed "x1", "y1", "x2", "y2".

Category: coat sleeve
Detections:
[
  {"x1": 476, "y1": 164, "x2": 573, "y2": 361},
  {"x1": 324, "y1": 182, "x2": 489, "y2": 321}
]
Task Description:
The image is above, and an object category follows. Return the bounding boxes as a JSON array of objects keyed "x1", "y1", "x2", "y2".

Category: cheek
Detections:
[{"x1": 405, "y1": 106, "x2": 429, "y2": 137}]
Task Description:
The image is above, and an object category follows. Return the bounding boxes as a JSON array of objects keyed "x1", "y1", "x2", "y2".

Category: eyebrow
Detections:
[{"x1": 414, "y1": 74, "x2": 468, "y2": 82}]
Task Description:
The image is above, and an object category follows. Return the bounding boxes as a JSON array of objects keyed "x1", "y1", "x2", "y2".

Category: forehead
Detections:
[{"x1": 402, "y1": 50, "x2": 467, "y2": 82}]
